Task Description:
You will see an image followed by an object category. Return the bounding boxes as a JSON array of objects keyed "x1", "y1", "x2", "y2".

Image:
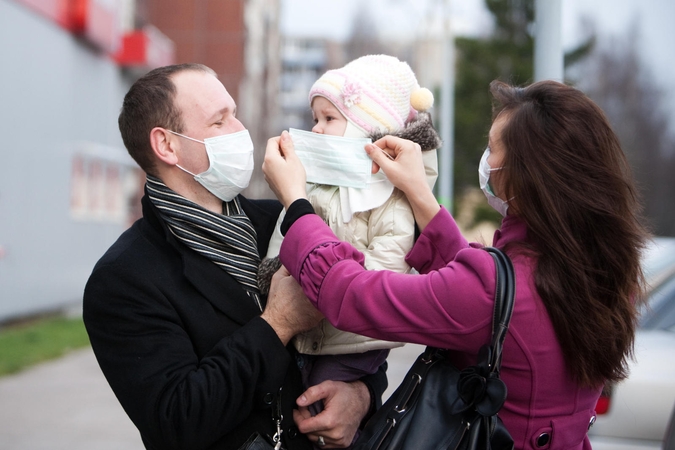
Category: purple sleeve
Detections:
[
  {"x1": 279, "y1": 214, "x2": 497, "y2": 350},
  {"x1": 405, "y1": 206, "x2": 471, "y2": 273}
]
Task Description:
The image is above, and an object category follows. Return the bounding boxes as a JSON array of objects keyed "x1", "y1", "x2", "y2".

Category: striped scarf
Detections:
[{"x1": 146, "y1": 175, "x2": 263, "y2": 311}]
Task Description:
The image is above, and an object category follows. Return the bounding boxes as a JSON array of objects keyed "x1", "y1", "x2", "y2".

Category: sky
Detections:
[{"x1": 280, "y1": 0, "x2": 675, "y2": 134}]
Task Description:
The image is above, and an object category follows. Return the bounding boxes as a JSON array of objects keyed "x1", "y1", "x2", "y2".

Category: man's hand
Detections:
[
  {"x1": 260, "y1": 266, "x2": 323, "y2": 345},
  {"x1": 293, "y1": 380, "x2": 371, "y2": 448},
  {"x1": 263, "y1": 131, "x2": 308, "y2": 209}
]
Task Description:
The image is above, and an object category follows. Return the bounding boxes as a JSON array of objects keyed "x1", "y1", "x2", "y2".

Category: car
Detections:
[
  {"x1": 589, "y1": 237, "x2": 675, "y2": 449},
  {"x1": 665, "y1": 403, "x2": 675, "y2": 450}
]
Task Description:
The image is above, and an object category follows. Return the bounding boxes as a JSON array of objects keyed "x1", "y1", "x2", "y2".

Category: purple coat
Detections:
[{"x1": 280, "y1": 207, "x2": 601, "y2": 450}]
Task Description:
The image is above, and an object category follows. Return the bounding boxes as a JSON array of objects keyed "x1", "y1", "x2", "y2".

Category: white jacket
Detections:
[{"x1": 266, "y1": 150, "x2": 439, "y2": 355}]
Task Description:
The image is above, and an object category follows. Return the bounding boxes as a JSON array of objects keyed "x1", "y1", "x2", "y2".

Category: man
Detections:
[{"x1": 83, "y1": 63, "x2": 386, "y2": 450}]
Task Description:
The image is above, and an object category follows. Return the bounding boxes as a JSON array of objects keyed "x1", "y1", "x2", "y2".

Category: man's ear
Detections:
[{"x1": 150, "y1": 127, "x2": 178, "y2": 165}]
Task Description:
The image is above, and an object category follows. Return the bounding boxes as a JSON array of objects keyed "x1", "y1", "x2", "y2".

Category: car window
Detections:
[
  {"x1": 643, "y1": 238, "x2": 675, "y2": 285},
  {"x1": 640, "y1": 273, "x2": 675, "y2": 330}
]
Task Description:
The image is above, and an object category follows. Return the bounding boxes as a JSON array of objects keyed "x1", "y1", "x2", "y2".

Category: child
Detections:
[{"x1": 259, "y1": 54, "x2": 440, "y2": 441}]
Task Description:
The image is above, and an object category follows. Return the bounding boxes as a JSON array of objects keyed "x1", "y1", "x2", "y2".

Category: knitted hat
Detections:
[{"x1": 309, "y1": 54, "x2": 434, "y2": 136}]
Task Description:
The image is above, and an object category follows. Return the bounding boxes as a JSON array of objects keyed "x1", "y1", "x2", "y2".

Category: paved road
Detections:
[
  {"x1": 0, "y1": 348, "x2": 144, "y2": 450},
  {"x1": 0, "y1": 343, "x2": 424, "y2": 449}
]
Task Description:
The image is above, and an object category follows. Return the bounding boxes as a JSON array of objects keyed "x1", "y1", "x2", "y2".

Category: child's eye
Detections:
[
  {"x1": 313, "y1": 118, "x2": 318, "y2": 124},
  {"x1": 326, "y1": 116, "x2": 334, "y2": 122}
]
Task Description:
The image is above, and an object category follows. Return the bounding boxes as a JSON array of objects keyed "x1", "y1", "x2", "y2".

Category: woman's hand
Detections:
[
  {"x1": 263, "y1": 131, "x2": 308, "y2": 209},
  {"x1": 366, "y1": 136, "x2": 441, "y2": 231}
]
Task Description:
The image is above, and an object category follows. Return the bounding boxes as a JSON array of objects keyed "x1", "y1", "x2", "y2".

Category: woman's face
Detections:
[{"x1": 487, "y1": 113, "x2": 509, "y2": 200}]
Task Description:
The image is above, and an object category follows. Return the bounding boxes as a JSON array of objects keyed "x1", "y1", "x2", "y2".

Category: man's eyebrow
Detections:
[{"x1": 208, "y1": 107, "x2": 231, "y2": 122}]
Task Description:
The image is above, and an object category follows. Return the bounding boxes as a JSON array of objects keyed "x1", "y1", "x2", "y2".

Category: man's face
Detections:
[{"x1": 171, "y1": 70, "x2": 246, "y2": 174}]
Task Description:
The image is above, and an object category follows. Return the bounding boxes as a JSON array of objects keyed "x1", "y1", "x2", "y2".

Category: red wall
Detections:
[{"x1": 143, "y1": 0, "x2": 246, "y2": 102}]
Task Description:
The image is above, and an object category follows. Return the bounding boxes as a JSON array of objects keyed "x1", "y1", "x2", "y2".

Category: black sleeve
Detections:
[
  {"x1": 83, "y1": 257, "x2": 292, "y2": 450},
  {"x1": 359, "y1": 361, "x2": 388, "y2": 426},
  {"x1": 281, "y1": 199, "x2": 315, "y2": 235}
]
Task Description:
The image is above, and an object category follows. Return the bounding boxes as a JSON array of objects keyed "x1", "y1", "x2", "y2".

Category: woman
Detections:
[{"x1": 262, "y1": 80, "x2": 649, "y2": 449}]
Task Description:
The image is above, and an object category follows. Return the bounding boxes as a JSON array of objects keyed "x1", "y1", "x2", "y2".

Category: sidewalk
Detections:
[
  {"x1": 0, "y1": 344, "x2": 423, "y2": 449},
  {"x1": 0, "y1": 347, "x2": 144, "y2": 450}
]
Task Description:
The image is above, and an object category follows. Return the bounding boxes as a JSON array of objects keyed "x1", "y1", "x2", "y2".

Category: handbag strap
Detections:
[
  {"x1": 483, "y1": 247, "x2": 516, "y2": 374},
  {"x1": 422, "y1": 247, "x2": 515, "y2": 374}
]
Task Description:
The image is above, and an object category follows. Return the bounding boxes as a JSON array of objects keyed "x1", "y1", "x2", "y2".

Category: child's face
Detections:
[{"x1": 311, "y1": 96, "x2": 348, "y2": 136}]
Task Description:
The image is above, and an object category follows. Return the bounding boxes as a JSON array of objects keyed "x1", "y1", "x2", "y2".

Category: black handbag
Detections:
[
  {"x1": 237, "y1": 432, "x2": 278, "y2": 450},
  {"x1": 238, "y1": 393, "x2": 287, "y2": 450},
  {"x1": 353, "y1": 247, "x2": 516, "y2": 450}
]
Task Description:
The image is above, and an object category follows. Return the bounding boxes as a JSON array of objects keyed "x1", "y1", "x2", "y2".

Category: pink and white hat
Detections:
[{"x1": 309, "y1": 54, "x2": 434, "y2": 136}]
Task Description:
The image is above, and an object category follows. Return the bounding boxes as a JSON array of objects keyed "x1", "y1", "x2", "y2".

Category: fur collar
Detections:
[{"x1": 369, "y1": 112, "x2": 442, "y2": 152}]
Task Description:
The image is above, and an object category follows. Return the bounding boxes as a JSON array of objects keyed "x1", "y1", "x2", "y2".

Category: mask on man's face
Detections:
[
  {"x1": 478, "y1": 147, "x2": 509, "y2": 217},
  {"x1": 169, "y1": 129, "x2": 254, "y2": 202}
]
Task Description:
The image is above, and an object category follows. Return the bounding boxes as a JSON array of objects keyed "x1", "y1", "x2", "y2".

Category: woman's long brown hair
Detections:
[{"x1": 489, "y1": 80, "x2": 649, "y2": 388}]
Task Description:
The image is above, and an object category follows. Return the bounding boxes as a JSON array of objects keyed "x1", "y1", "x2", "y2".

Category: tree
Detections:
[
  {"x1": 452, "y1": 0, "x2": 535, "y2": 223},
  {"x1": 452, "y1": 0, "x2": 593, "y2": 225},
  {"x1": 575, "y1": 25, "x2": 675, "y2": 236}
]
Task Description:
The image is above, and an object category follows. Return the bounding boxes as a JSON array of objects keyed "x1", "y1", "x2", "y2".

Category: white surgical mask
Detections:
[
  {"x1": 289, "y1": 128, "x2": 372, "y2": 189},
  {"x1": 478, "y1": 147, "x2": 509, "y2": 217},
  {"x1": 170, "y1": 129, "x2": 254, "y2": 202}
]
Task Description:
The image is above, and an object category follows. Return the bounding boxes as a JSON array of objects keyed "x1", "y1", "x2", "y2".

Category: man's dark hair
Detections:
[{"x1": 118, "y1": 63, "x2": 215, "y2": 175}]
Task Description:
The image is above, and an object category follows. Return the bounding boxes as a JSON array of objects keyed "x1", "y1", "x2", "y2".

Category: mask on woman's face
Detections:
[
  {"x1": 170, "y1": 130, "x2": 254, "y2": 202},
  {"x1": 478, "y1": 147, "x2": 509, "y2": 217}
]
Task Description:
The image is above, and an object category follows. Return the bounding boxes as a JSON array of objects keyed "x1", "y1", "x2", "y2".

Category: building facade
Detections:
[
  {"x1": 0, "y1": 0, "x2": 173, "y2": 322},
  {"x1": 139, "y1": 0, "x2": 281, "y2": 198},
  {"x1": 278, "y1": 37, "x2": 346, "y2": 132},
  {"x1": 0, "y1": 0, "x2": 326, "y2": 322}
]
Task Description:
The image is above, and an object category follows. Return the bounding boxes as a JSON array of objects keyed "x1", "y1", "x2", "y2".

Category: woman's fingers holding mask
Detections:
[{"x1": 366, "y1": 136, "x2": 427, "y2": 196}]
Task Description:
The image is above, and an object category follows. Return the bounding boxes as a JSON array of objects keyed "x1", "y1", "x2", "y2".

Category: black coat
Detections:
[{"x1": 83, "y1": 194, "x2": 385, "y2": 450}]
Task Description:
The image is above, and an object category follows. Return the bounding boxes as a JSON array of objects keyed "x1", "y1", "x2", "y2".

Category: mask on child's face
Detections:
[
  {"x1": 170, "y1": 129, "x2": 254, "y2": 202},
  {"x1": 478, "y1": 147, "x2": 509, "y2": 217},
  {"x1": 289, "y1": 128, "x2": 372, "y2": 189}
]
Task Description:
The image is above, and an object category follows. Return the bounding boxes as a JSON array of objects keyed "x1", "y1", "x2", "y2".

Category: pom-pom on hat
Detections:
[{"x1": 309, "y1": 54, "x2": 434, "y2": 136}]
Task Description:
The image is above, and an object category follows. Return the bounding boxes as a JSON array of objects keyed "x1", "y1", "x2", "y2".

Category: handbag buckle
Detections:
[{"x1": 394, "y1": 373, "x2": 422, "y2": 413}]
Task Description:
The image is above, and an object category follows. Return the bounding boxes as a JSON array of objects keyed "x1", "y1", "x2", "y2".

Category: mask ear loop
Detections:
[
  {"x1": 485, "y1": 165, "x2": 503, "y2": 196},
  {"x1": 167, "y1": 130, "x2": 205, "y2": 144},
  {"x1": 491, "y1": 167, "x2": 516, "y2": 204},
  {"x1": 176, "y1": 164, "x2": 198, "y2": 177},
  {"x1": 166, "y1": 131, "x2": 205, "y2": 177}
]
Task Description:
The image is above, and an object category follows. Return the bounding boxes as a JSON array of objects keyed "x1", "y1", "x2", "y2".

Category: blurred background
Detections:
[
  {"x1": 1, "y1": 0, "x2": 674, "y2": 325},
  {"x1": 0, "y1": 0, "x2": 675, "y2": 450}
]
